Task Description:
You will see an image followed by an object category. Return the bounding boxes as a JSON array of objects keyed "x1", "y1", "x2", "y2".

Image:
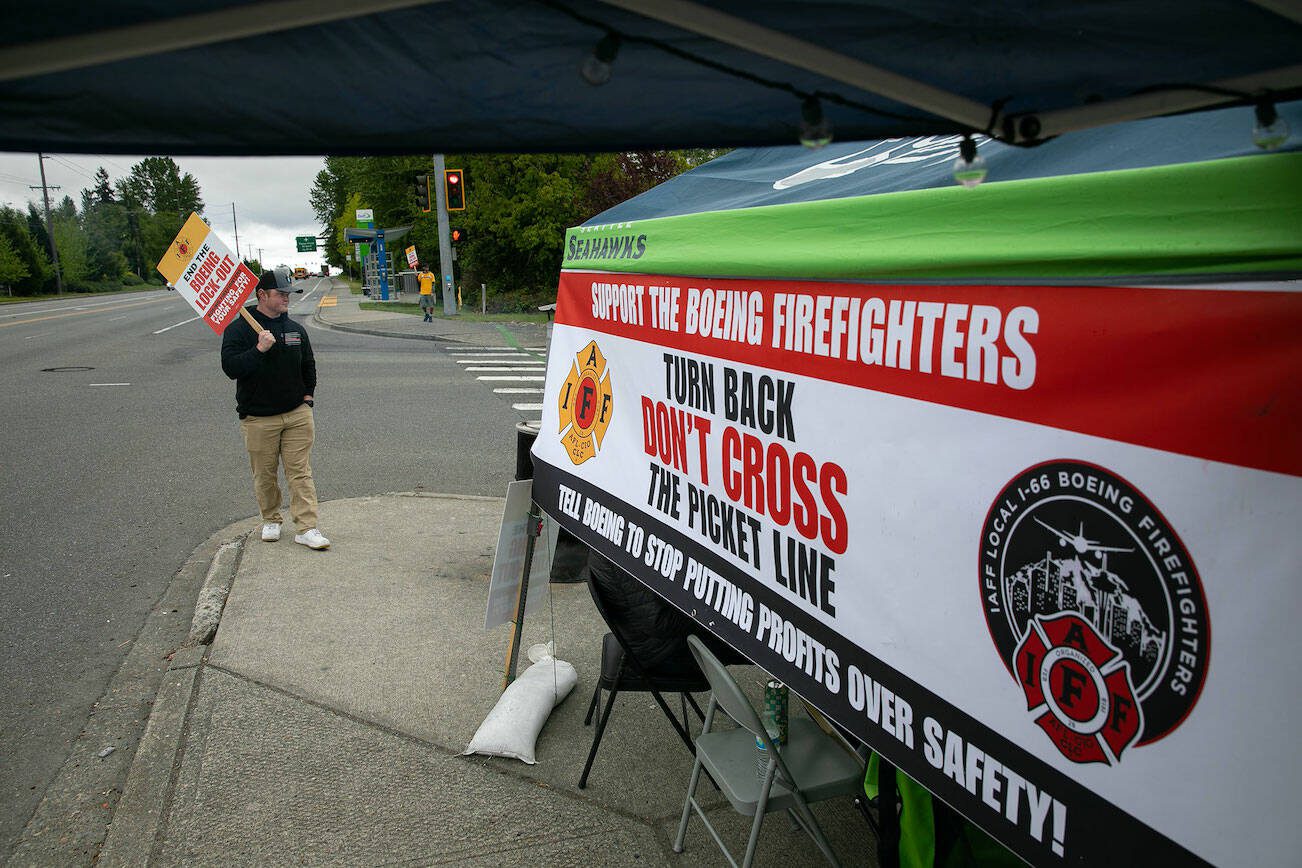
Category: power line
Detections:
[
  {"x1": 89, "y1": 154, "x2": 131, "y2": 173},
  {"x1": 47, "y1": 154, "x2": 96, "y2": 183}
]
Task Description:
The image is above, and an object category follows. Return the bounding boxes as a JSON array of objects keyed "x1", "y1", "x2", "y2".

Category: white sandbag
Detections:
[{"x1": 463, "y1": 656, "x2": 577, "y2": 764}]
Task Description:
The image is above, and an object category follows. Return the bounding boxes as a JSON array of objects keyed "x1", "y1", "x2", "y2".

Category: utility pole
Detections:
[
  {"x1": 33, "y1": 153, "x2": 63, "y2": 295},
  {"x1": 231, "y1": 202, "x2": 241, "y2": 260},
  {"x1": 432, "y1": 154, "x2": 457, "y2": 315}
]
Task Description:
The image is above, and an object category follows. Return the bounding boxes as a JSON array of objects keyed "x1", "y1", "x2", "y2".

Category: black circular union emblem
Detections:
[{"x1": 979, "y1": 460, "x2": 1209, "y2": 765}]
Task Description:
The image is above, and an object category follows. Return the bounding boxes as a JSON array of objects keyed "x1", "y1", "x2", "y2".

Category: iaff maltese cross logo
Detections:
[
  {"x1": 174, "y1": 236, "x2": 192, "y2": 259},
  {"x1": 557, "y1": 340, "x2": 613, "y2": 465}
]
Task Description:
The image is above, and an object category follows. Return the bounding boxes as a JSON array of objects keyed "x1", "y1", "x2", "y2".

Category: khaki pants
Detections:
[{"x1": 240, "y1": 404, "x2": 318, "y2": 531}]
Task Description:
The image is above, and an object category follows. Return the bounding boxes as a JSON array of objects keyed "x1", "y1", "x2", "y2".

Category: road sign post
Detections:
[
  {"x1": 375, "y1": 229, "x2": 389, "y2": 301},
  {"x1": 295, "y1": 235, "x2": 317, "y2": 253}
]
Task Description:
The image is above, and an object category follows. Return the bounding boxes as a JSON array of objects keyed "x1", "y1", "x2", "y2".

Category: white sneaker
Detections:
[
  {"x1": 294, "y1": 528, "x2": 331, "y2": 550},
  {"x1": 261, "y1": 522, "x2": 281, "y2": 542}
]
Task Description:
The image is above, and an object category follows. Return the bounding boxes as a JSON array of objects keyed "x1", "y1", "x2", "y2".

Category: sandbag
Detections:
[{"x1": 463, "y1": 655, "x2": 577, "y2": 764}]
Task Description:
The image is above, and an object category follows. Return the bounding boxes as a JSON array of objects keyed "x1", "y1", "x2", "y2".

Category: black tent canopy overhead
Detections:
[{"x1": 0, "y1": 0, "x2": 1299, "y2": 156}]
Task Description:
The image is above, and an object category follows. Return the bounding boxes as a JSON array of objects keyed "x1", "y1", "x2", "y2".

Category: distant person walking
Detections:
[
  {"x1": 221, "y1": 271, "x2": 330, "y2": 550},
  {"x1": 417, "y1": 263, "x2": 436, "y2": 322}
]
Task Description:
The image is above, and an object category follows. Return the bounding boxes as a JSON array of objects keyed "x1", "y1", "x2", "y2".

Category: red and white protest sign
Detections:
[{"x1": 156, "y1": 212, "x2": 260, "y2": 334}]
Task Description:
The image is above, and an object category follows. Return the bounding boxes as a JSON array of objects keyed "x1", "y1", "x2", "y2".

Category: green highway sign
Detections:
[{"x1": 295, "y1": 236, "x2": 317, "y2": 252}]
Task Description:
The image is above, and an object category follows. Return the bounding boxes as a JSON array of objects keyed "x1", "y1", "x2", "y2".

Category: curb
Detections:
[
  {"x1": 312, "y1": 313, "x2": 457, "y2": 343},
  {"x1": 96, "y1": 648, "x2": 206, "y2": 868},
  {"x1": 92, "y1": 513, "x2": 255, "y2": 867},
  {"x1": 8, "y1": 517, "x2": 254, "y2": 867},
  {"x1": 187, "y1": 537, "x2": 246, "y2": 646}
]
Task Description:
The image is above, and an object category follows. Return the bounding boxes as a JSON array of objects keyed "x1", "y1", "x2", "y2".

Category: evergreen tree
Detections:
[
  {"x1": 52, "y1": 215, "x2": 88, "y2": 285},
  {"x1": 122, "y1": 157, "x2": 203, "y2": 217},
  {"x1": 0, "y1": 232, "x2": 29, "y2": 295},
  {"x1": 80, "y1": 166, "x2": 115, "y2": 213},
  {"x1": 0, "y1": 207, "x2": 52, "y2": 293}
]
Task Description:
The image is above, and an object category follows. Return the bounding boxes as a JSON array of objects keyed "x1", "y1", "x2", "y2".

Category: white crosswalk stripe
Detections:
[
  {"x1": 463, "y1": 366, "x2": 545, "y2": 372},
  {"x1": 454, "y1": 355, "x2": 536, "y2": 362},
  {"x1": 448, "y1": 346, "x2": 546, "y2": 424}
]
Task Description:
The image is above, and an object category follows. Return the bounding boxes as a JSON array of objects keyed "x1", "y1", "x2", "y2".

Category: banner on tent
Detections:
[{"x1": 531, "y1": 269, "x2": 1302, "y2": 866}]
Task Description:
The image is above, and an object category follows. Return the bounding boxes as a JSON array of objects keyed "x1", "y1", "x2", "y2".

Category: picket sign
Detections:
[{"x1": 156, "y1": 212, "x2": 263, "y2": 334}]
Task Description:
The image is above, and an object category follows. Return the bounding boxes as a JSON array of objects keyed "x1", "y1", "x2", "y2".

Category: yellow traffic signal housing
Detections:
[
  {"x1": 415, "y1": 174, "x2": 431, "y2": 212},
  {"x1": 444, "y1": 169, "x2": 466, "y2": 211}
]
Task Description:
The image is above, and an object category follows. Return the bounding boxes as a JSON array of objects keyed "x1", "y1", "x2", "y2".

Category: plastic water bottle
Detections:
[{"x1": 755, "y1": 725, "x2": 779, "y2": 784}]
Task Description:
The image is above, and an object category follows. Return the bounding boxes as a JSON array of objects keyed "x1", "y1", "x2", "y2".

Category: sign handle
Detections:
[
  {"x1": 501, "y1": 502, "x2": 543, "y2": 691},
  {"x1": 239, "y1": 306, "x2": 266, "y2": 334}
]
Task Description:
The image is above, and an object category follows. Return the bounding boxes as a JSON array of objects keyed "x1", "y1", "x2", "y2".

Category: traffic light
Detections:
[
  {"x1": 450, "y1": 226, "x2": 467, "y2": 244},
  {"x1": 415, "y1": 174, "x2": 430, "y2": 212},
  {"x1": 444, "y1": 169, "x2": 466, "y2": 211}
]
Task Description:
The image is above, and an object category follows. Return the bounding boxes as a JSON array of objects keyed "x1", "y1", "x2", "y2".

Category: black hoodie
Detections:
[{"x1": 220, "y1": 306, "x2": 316, "y2": 417}]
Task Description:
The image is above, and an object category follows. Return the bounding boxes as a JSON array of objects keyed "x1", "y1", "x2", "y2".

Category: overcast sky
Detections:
[{"x1": 0, "y1": 152, "x2": 327, "y2": 271}]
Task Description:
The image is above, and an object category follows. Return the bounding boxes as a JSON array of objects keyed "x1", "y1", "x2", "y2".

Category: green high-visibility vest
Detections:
[{"x1": 865, "y1": 754, "x2": 1021, "y2": 868}]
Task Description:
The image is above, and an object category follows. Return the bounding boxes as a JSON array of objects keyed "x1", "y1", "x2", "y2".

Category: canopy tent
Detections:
[
  {"x1": 0, "y1": 0, "x2": 1300, "y2": 155},
  {"x1": 530, "y1": 104, "x2": 1302, "y2": 865}
]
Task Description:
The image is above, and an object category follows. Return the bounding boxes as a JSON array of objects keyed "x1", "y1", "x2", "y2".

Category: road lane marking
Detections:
[
  {"x1": 154, "y1": 316, "x2": 200, "y2": 334},
  {"x1": 0, "y1": 294, "x2": 161, "y2": 319},
  {"x1": 511, "y1": 403, "x2": 544, "y2": 411},
  {"x1": 493, "y1": 388, "x2": 543, "y2": 394},
  {"x1": 0, "y1": 297, "x2": 166, "y2": 328},
  {"x1": 23, "y1": 332, "x2": 51, "y2": 340},
  {"x1": 89, "y1": 383, "x2": 131, "y2": 386},
  {"x1": 476, "y1": 375, "x2": 544, "y2": 381},
  {"x1": 292, "y1": 287, "x2": 318, "y2": 311}
]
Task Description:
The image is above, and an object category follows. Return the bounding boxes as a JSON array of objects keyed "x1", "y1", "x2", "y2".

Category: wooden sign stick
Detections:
[{"x1": 239, "y1": 306, "x2": 267, "y2": 334}]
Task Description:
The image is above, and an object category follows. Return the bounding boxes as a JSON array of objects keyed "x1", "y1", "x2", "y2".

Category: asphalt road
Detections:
[{"x1": 0, "y1": 280, "x2": 524, "y2": 860}]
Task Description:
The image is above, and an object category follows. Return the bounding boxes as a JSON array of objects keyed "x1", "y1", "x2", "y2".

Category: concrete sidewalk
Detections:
[
  {"x1": 310, "y1": 277, "x2": 552, "y2": 349},
  {"x1": 98, "y1": 494, "x2": 873, "y2": 866}
]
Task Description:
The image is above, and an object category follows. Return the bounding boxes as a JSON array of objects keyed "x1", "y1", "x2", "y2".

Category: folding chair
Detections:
[
  {"x1": 578, "y1": 573, "x2": 708, "y2": 789},
  {"x1": 674, "y1": 635, "x2": 863, "y2": 868}
]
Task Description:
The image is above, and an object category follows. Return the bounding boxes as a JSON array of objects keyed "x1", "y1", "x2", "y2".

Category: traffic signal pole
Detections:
[{"x1": 432, "y1": 153, "x2": 456, "y2": 315}]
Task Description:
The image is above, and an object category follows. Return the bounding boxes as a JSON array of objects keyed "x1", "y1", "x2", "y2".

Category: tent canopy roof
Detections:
[
  {"x1": 561, "y1": 103, "x2": 1302, "y2": 283},
  {"x1": 587, "y1": 101, "x2": 1302, "y2": 223},
  {"x1": 1, "y1": 0, "x2": 1300, "y2": 155}
]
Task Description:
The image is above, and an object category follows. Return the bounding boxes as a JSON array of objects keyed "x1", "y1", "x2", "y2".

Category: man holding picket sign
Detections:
[{"x1": 158, "y1": 213, "x2": 330, "y2": 551}]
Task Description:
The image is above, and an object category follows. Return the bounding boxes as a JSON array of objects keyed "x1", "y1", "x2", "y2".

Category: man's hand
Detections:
[{"x1": 256, "y1": 329, "x2": 276, "y2": 352}]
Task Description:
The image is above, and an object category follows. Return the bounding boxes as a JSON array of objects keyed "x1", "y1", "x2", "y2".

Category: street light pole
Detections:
[{"x1": 231, "y1": 202, "x2": 241, "y2": 260}]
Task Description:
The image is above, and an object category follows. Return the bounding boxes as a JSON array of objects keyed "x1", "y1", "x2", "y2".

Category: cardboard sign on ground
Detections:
[{"x1": 156, "y1": 212, "x2": 259, "y2": 334}]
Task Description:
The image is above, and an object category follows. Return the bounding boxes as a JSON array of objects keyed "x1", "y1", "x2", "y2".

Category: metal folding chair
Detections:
[
  {"x1": 579, "y1": 572, "x2": 708, "y2": 789},
  {"x1": 674, "y1": 635, "x2": 862, "y2": 868}
]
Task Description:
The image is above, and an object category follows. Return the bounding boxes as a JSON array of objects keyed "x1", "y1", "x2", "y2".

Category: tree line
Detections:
[
  {"x1": 0, "y1": 157, "x2": 204, "y2": 296},
  {"x1": 309, "y1": 151, "x2": 723, "y2": 311}
]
